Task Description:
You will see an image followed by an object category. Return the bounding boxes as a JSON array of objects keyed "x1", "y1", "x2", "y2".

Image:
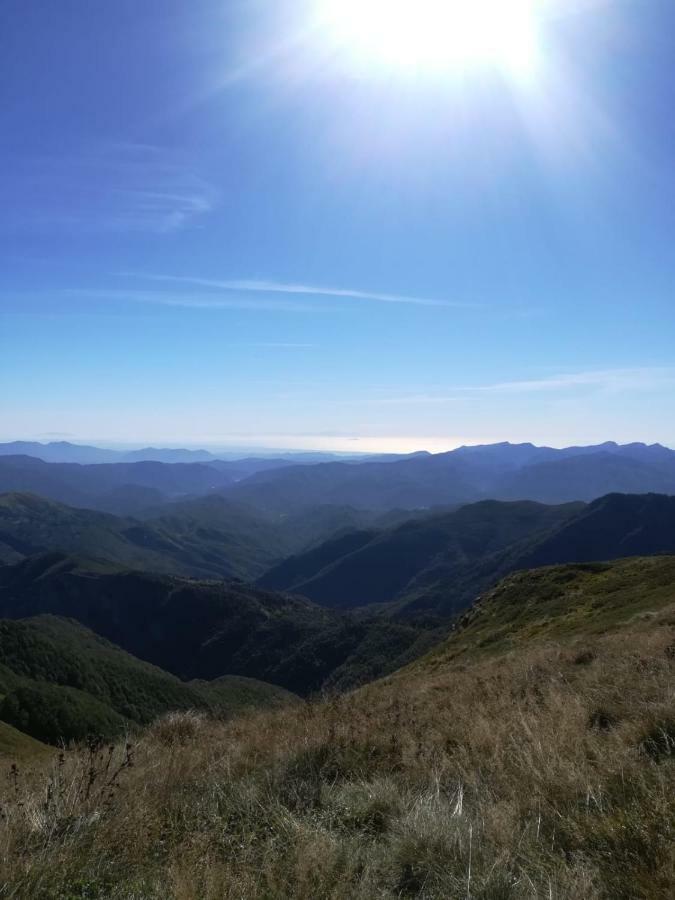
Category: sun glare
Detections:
[{"x1": 318, "y1": 0, "x2": 545, "y2": 79}]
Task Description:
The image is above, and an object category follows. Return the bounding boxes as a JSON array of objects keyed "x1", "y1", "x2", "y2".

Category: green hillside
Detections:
[
  {"x1": 140, "y1": 495, "x2": 396, "y2": 578},
  {"x1": 0, "y1": 615, "x2": 296, "y2": 746},
  {"x1": 0, "y1": 720, "x2": 52, "y2": 758},
  {"x1": 0, "y1": 491, "x2": 418, "y2": 583},
  {"x1": 0, "y1": 492, "x2": 282, "y2": 580},
  {"x1": 419, "y1": 554, "x2": 675, "y2": 666},
  {"x1": 1, "y1": 682, "x2": 129, "y2": 745}
]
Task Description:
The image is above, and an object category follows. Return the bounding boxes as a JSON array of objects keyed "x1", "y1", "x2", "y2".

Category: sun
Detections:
[{"x1": 317, "y1": 0, "x2": 545, "y2": 80}]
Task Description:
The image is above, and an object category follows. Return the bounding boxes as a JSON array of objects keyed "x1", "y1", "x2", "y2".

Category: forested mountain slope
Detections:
[
  {"x1": 0, "y1": 614, "x2": 295, "y2": 745},
  {"x1": 259, "y1": 499, "x2": 583, "y2": 610},
  {"x1": 0, "y1": 554, "x2": 435, "y2": 695},
  {"x1": 0, "y1": 492, "x2": 283, "y2": 579}
]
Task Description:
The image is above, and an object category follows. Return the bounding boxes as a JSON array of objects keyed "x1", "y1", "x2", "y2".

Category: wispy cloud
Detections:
[
  {"x1": 61, "y1": 288, "x2": 331, "y2": 313},
  {"x1": 239, "y1": 342, "x2": 316, "y2": 348},
  {"x1": 122, "y1": 273, "x2": 471, "y2": 308},
  {"x1": 60, "y1": 288, "x2": 336, "y2": 313},
  {"x1": 383, "y1": 368, "x2": 675, "y2": 403},
  {"x1": 0, "y1": 143, "x2": 216, "y2": 234},
  {"x1": 475, "y1": 368, "x2": 675, "y2": 394}
]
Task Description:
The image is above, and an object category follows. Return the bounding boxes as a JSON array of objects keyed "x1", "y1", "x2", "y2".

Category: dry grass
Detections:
[
  {"x1": 0, "y1": 605, "x2": 673, "y2": 899},
  {"x1": 145, "y1": 711, "x2": 208, "y2": 748}
]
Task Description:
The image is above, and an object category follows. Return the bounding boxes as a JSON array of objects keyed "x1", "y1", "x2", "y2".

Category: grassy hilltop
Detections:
[{"x1": 0, "y1": 555, "x2": 673, "y2": 898}]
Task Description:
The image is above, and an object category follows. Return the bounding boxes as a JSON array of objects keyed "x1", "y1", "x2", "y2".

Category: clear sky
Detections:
[{"x1": 2, "y1": 0, "x2": 674, "y2": 452}]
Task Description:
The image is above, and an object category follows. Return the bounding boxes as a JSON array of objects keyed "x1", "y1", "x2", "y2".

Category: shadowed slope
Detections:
[
  {"x1": 259, "y1": 493, "x2": 675, "y2": 618},
  {"x1": 259, "y1": 499, "x2": 583, "y2": 611},
  {"x1": 0, "y1": 554, "x2": 435, "y2": 695}
]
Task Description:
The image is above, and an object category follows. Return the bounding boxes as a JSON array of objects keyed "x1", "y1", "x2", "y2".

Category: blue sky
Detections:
[{"x1": 2, "y1": 0, "x2": 674, "y2": 452}]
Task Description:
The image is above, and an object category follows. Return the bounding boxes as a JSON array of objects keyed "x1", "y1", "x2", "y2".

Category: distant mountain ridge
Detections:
[
  {"x1": 1, "y1": 440, "x2": 674, "y2": 516},
  {"x1": 0, "y1": 441, "x2": 386, "y2": 466},
  {"x1": 0, "y1": 452, "x2": 401, "y2": 515},
  {"x1": 0, "y1": 454, "x2": 234, "y2": 510},
  {"x1": 227, "y1": 440, "x2": 675, "y2": 511},
  {"x1": 0, "y1": 441, "x2": 221, "y2": 465}
]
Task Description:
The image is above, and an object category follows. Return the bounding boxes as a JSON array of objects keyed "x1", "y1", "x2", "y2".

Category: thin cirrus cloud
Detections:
[
  {"x1": 383, "y1": 368, "x2": 675, "y2": 403},
  {"x1": 476, "y1": 368, "x2": 675, "y2": 394},
  {"x1": 0, "y1": 143, "x2": 216, "y2": 235},
  {"x1": 239, "y1": 342, "x2": 316, "y2": 348},
  {"x1": 61, "y1": 288, "x2": 334, "y2": 313},
  {"x1": 122, "y1": 273, "x2": 471, "y2": 308}
]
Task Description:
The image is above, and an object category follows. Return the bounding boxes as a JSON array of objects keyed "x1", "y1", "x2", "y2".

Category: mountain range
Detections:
[
  {"x1": 0, "y1": 488, "x2": 674, "y2": 710},
  {"x1": 259, "y1": 492, "x2": 675, "y2": 616},
  {"x1": 0, "y1": 441, "x2": 362, "y2": 466},
  {"x1": 2, "y1": 437, "x2": 675, "y2": 763},
  {"x1": 1, "y1": 441, "x2": 675, "y2": 519},
  {"x1": 226, "y1": 441, "x2": 675, "y2": 511},
  {"x1": 3, "y1": 489, "x2": 675, "y2": 624},
  {"x1": 1, "y1": 437, "x2": 674, "y2": 900}
]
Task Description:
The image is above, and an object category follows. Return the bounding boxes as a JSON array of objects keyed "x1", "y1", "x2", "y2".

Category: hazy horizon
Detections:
[{"x1": 2, "y1": 433, "x2": 674, "y2": 458}]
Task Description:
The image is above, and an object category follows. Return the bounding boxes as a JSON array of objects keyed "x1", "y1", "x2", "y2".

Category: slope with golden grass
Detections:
[{"x1": 0, "y1": 557, "x2": 673, "y2": 898}]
